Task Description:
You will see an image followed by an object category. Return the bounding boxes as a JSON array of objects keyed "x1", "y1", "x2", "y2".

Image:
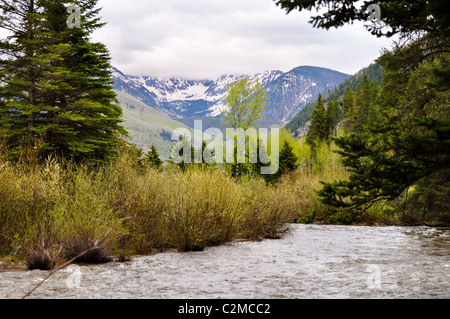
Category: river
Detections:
[{"x1": 1, "y1": 224, "x2": 449, "y2": 299}]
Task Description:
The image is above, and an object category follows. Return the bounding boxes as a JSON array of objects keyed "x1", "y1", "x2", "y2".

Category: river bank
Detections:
[
  {"x1": 1, "y1": 151, "x2": 447, "y2": 274},
  {"x1": 1, "y1": 224, "x2": 449, "y2": 299},
  {"x1": 2, "y1": 220, "x2": 447, "y2": 275}
]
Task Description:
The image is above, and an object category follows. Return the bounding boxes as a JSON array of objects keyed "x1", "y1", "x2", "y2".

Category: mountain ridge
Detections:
[
  {"x1": 112, "y1": 65, "x2": 350, "y2": 127},
  {"x1": 285, "y1": 63, "x2": 385, "y2": 137}
]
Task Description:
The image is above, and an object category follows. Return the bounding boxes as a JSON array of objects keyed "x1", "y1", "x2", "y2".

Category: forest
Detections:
[{"x1": 0, "y1": 0, "x2": 448, "y2": 271}]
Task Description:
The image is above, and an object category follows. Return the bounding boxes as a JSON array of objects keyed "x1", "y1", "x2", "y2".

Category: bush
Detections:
[
  {"x1": 25, "y1": 249, "x2": 57, "y2": 271},
  {"x1": 0, "y1": 145, "x2": 347, "y2": 266}
]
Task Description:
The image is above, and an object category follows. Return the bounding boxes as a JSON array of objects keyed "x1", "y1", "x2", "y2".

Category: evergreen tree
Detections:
[
  {"x1": 326, "y1": 94, "x2": 341, "y2": 137},
  {"x1": 276, "y1": 0, "x2": 450, "y2": 224},
  {"x1": 194, "y1": 140, "x2": 216, "y2": 170},
  {"x1": 0, "y1": 0, "x2": 126, "y2": 162},
  {"x1": 274, "y1": 0, "x2": 450, "y2": 38},
  {"x1": 318, "y1": 117, "x2": 450, "y2": 220},
  {"x1": 367, "y1": 79, "x2": 379, "y2": 125},
  {"x1": 342, "y1": 87, "x2": 355, "y2": 132},
  {"x1": 318, "y1": 48, "x2": 450, "y2": 223},
  {"x1": 145, "y1": 144, "x2": 163, "y2": 169},
  {"x1": 307, "y1": 94, "x2": 329, "y2": 148},
  {"x1": 352, "y1": 75, "x2": 373, "y2": 133},
  {"x1": 279, "y1": 140, "x2": 298, "y2": 174},
  {"x1": 250, "y1": 137, "x2": 266, "y2": 177},
  {"x1": 170, "y1": 136, "x2": 193, "y2": 172},
  {"x1": 342, "y1": 76, "x2": 379, "y2": 134},
  {"x1": 263, "y1": 140, "x2": 298, "y2": 184},
  {"x1": 0, "y1": 0, "x2": 45, "y2": 156},
  {"x1": 171, "y1": 138, "x2": 215, "y2": 172}
]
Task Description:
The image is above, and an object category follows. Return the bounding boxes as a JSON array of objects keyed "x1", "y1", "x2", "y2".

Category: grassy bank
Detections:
[
  {"x1": 1, "y1": 137, "x2": 412, "y2": 271},
  {"x1": 0, "y1": 148, "x2": 348, "y2": 270}
]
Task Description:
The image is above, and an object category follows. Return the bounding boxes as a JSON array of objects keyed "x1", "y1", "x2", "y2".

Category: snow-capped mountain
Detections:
[{"x1": 112, "y1": 66, "x2": 350, "y2": 125}]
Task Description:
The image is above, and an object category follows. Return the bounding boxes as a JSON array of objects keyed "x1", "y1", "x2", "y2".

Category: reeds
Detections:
[{"x1": 0, "y1": 146, "x2": 344, "y2": 268}]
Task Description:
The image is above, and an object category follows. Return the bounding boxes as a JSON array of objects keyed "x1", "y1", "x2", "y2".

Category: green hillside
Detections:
[
  {"x1": 286, "y1": 63, "x2": 384, "y2": 136},
  {"x1": 116, "y1": 91, "x2": 189, "y2": 159}
]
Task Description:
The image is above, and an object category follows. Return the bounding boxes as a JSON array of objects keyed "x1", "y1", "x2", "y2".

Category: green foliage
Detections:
[
  {"x1": 145, "y1": 145, "x2": 163, "y2": 169},
  {"x1": 326, "y1": 94, "x2": 342, "y2": 137},
  {"x1": 0, "y1": 0, "x2": 127, "y2": 163},
  {"x1": 264, "y1": 140, "x2": 299, "y2": 184},
  {"x1": 222, "y1": 77, "x2": 268, "y2": 178},
  {"x1": 278, "y1": 140, "x2": 299, "y2": 174},
  {"x1": 344, "y1": 76, "x2": 380, "y2": 134},
  {"x1": 222, "y1": 77, "x2": 268, "y2": 130},
  {"x1": 286, "y1": 63, "x2": 384, "y2": 136},
  {"x1": 274, "y1": 0, "x2": 450, "y2": 38},
  {"x1": 318, "y1": 49, "x2": 450, "y2": 223},
  {"x1": 285, "y1": 102, "x2": 315, "y2": 136},
  {"x1": 406, "y1": 170, "x2": 450, "y2": 225},
  {"x1": 277, "y1": 0, "x2": 449, "y2": 225},
  {"x1": 307, "y1": 94, "x2": 329, "y2": 147},
  {"x1": 160, "y1": 129, "x2": 172, "y2": 141},
  {"x1": 342, "y1": 87, "x2": 355, "y2": 132},
  {"x1": 326, "y1": 63, "x2": 384, "y2": 102},
  {"x1": 0, "y1": 153, "x2": 312, "y2": 257}
]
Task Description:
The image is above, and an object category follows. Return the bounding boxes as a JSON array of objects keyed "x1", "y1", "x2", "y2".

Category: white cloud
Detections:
[{"x1": 92, "y1": 0, "x2": 396, "y2": 79}]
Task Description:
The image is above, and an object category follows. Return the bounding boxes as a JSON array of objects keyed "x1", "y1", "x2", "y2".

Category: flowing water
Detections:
[{"x1": 1, "y1": 224, "x2": 449, "y2": 299}]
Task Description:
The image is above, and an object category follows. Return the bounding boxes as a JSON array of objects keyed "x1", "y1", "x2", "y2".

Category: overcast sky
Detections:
[
  {"x1": 92, "y1": 0, "x2": 399, "y2": 79},
  {"x1": 2, "y1": 0, "x2": 396, "y2": 80}
]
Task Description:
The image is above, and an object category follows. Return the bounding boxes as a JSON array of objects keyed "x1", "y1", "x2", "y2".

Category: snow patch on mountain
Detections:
[{"x1": 112, "y1": 66, "x2": 350, "y2": 124}]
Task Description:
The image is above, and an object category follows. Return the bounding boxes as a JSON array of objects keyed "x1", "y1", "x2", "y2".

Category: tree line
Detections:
[{"x1": 280, "y1": 0, "x2": 449, "y2": 225}]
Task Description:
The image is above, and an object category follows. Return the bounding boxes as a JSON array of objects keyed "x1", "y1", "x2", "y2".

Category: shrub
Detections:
[{"x1": 25, "y1": 249, "x2": 57, "y2": 271}]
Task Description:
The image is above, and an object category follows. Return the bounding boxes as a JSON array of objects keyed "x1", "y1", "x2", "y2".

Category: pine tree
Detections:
[
  {"x1": 307, "y1": 94, "x2": 329, "y2": 148},
  {"x1": 326, "y1": 94, "x2": 341, "y2": 137},
  {"x1": 145, "y1": 145, "x2": 163, "y2": 169},
  {"x1": 279, "y1": 140, "x2": 298, "y2": 173},
  {"x1": 275, "y1": 0, "x2": 450, "y2": 225},
  {"x1": 352, "y1": 75, "x2": 372, "y2": 133},
  {"x1": 0, "y1": 0, "x2": 45, "y2": 157},
  {"x1": 343, "y1": 76, "x2": 379, "y2": 134},
  {"x1": 318, "y1": 48, "x2": 450, "y2": 223},
  {"x1": 342, "y1": 87, "x2": 355, "y2": 132},
  {"x1": 367, "y1": 79, "x2": 379, "y2": 125},
  {"x1": 263, "y1": 140, "x2": 298, "y2": 184},
  {"x1": 318, "y1": 118, "x2": 450, "y2": 220},
  {"x1": 0, "y1": 0, "x2": 126, "y2": 162},
  {"x1": 274, "y1": 0, "x2": 450, "y2": 38}
]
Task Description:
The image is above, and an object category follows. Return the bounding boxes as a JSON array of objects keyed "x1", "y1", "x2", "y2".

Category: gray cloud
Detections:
[{"x1": 92, "y1": 0, "x2": 396, "y2": 79}]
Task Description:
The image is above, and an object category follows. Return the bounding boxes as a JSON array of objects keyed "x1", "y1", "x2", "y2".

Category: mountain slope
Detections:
[
  {"x1": 112, "y1": 66, "x2": 350, "y2": 127},
  {"x1": 116, "y1": 91, "x2": 189, "y2": 159},
  {"x1": 285, "y1": 63, "x2": 385, "y2": 136}
]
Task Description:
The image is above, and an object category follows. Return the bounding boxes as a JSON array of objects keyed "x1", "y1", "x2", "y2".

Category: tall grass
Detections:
[{"x1": 0, "y1": 138, "x2": 354, "y2": 268}]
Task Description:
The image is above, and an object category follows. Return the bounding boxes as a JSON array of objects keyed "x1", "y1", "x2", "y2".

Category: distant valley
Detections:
[{"x1": 112, "y1": 65, "x2": 351, "y2": 156}]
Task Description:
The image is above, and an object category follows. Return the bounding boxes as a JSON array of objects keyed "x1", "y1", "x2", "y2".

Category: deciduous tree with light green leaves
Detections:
[
  {"x1": 222, "y1": 77, "x2": 268, "y2": 178},
  {"x1": 222, "y1": 77, "x2": 267, "y2": 130}
]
